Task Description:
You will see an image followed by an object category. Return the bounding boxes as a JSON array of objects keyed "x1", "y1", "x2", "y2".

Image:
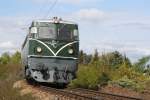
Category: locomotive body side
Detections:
[{"x1": 21, "y1": 18, "x2": 79, "y2": 85}]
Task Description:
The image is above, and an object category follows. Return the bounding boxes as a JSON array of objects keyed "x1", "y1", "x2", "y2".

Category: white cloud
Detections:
[
  {"x1": 64, "y1": 8, "x2": 150, "y2": 61},
  {"x1": 0, "y1": 41, "x2": 20, "y2": 55},
  {"x1": 0, "y1": 41, "x2": 16, "y2": 49},
  {"x1": 72, "y1": 8, "x2": 108, "y2": 23},
  {"x1": 0, "y1": 16, "x2": 30, "y2": 34},
  {"x1": 0, "y1": 16, "x2": 32, "y2": 55}
]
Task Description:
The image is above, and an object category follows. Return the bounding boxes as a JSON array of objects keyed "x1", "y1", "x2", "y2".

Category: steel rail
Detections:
[
  {"x1": 68, "y1": 88, "x2": 143, "y2": 100},
  {"x1": 27, "y1": 81, "x2": 143, "y2": 100},
  {"x1": 40, "y1": 86, "x2": 100, "y2": 100}
]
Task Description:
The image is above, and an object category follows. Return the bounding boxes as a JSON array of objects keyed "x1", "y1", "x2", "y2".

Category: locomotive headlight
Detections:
[
  {"x1": 36, "y1": 47, "x2": 42, "y2": 53},
  {"x1": 68, "y1": 49, "x2": 74, "y2": 54}
]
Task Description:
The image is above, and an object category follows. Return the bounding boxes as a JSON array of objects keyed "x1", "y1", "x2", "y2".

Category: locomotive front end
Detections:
[{"x1": 22, "y1": 18, "x2": 79, "y2": 85}]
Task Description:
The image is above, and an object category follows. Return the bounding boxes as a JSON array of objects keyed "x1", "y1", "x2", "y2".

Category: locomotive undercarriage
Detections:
[{"x1": 25, "y1": 57, "x2": 77, "y2": 84}]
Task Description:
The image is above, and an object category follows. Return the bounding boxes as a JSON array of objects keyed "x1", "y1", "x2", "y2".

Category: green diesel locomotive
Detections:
[{"x1": 21, "y1": 17, "x2": 79, "y2": 86}]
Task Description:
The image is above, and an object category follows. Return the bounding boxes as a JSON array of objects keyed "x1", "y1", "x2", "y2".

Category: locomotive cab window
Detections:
[
  {"x1": 39, "y1": 26, "x2": 56, "y2": 39},
  {"x1": 38, "y1": 24, "x2": 56, "y2": 39},
  {"x1": 57, "y1": 24, "x2": 78, "y2": 41},
  {"x1": 29, "y1": 22, "x2": 79, "y2": 41}
]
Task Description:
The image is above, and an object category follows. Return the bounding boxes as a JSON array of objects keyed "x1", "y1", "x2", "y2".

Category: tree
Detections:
[
  {"x1": 79, "y1": 50, "x2": 84, "y2": 64},
  {"x1": 92, "y1": 49, "x2": 99, "y2": 62},
  {"x1": 0, "y1": 52, "x2": 10, "y2": 64},
  {"x1": 11, "y1": 51, "x2": 21, "y2": 64},
  {"x1": 84, "y1": 54, "x2": 92, "y2": 64},
  {"x1": 134, "y1": 56, "x2": 150, "y2": 73},
  {"x1": 99, "y1": 51, "x2": 131, "y2": 69}
]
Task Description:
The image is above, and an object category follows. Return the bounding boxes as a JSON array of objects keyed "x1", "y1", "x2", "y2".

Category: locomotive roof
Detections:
[{"x1": 33, "y1": 19, "x2": 77, "y2": 25}]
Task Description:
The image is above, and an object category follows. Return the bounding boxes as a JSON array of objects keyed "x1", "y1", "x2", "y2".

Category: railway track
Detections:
[
  {"x1": 40, "y1": 86, "x2": 97, "y2": 100},
  {"x1": 39, "y1": 85, "x2": 143, "y2": 100},
  {"x1": 67, "y1": 88, "x2": 143, "y2": 100}
]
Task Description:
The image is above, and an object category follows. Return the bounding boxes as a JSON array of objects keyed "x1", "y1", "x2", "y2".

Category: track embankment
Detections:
[{"x1": 13, "y1": 80, "x2": 148, "y2": 100}]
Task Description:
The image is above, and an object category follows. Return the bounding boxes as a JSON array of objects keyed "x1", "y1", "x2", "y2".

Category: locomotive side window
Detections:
[
  {"x1": 30, "y1": 27, "x2": 37, "y2": 34},
  {"x1": 73, "y1": 29, "x2": 79, "y2": 40},
  {"x1": 29, "y1": 27, "x2": 38, "y2": 38}
]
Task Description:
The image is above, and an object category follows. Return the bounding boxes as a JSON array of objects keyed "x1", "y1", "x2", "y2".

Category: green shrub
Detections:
[
  {"x1": 108, "y1": 63, "x2": 150, "y2": 92},
  {"x1": 109, "y1": 76, "x2": 145, "y2": 92},
  {"x1": 70, "y1": 51, "x2": 150, "y2": 92},
  {"x1": 69, "y1": 64, "x2": 110, "y2": 90}
]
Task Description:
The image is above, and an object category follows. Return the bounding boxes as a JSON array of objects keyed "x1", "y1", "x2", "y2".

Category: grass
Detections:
[{"x1": 0, "y1": 64, "x2": 35, "y2": 100}]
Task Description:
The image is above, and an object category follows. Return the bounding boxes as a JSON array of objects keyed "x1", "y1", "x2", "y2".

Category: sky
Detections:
[{"x1": 0, "y1": 0, "x2": 150, "y2": 62}]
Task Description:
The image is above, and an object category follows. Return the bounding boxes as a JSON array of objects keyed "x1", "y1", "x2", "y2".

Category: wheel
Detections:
[
  {"x1": 57, "y1": 83, "x2": 68, "y2": 89},
  {"x1": 24, "y1": 67, "x2": 35, "y2": 84}
]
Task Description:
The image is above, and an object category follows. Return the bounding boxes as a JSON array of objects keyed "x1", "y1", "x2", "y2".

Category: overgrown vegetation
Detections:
[
  {"x1": 1, "y1": 50, "x2": 150, "y2": 99},
  {"x1": 0, "y1": 52, "x2": 35, "y2": 100},
  {"x1": 70, "y1": 50, "x2": 150, "y2": 92}
]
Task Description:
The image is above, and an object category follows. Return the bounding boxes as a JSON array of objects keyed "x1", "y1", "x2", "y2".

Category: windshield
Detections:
[
  {"x1": 57, "y1": 24, "x2": 78, "y2": 40},
  {"x1": 38, "y1": 25, "x2": 56, "y2": 39},
  {"x1": 37, "y1": 22, "x2": 78, "y2": 40}
]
